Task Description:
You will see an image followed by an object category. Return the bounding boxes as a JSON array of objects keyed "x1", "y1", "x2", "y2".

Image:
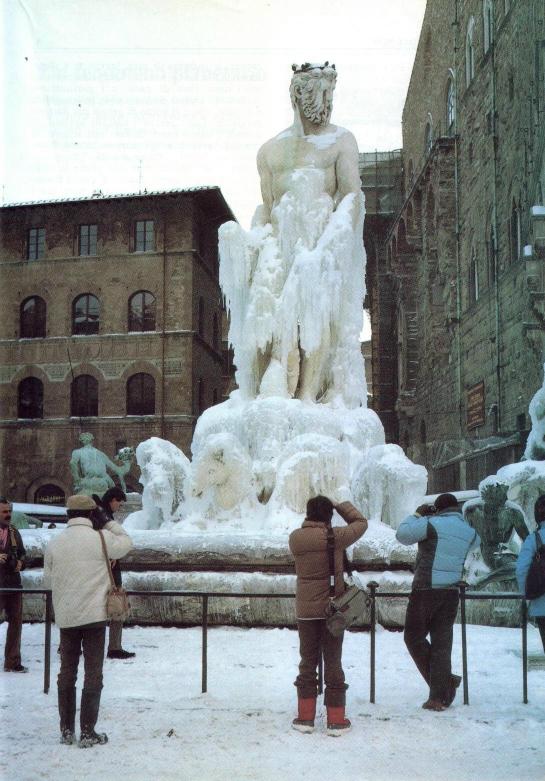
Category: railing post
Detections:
[
  {"x1": 368, "y1": 581, "x2": 378, "y2": 705},
  {"x1": 521, "y1": 597, "x2": 528, "y2": 704},
  {"x1": 459, "y1": 582, "x2": 469, "y2": 705},
  {"x1": 202, "y1": 595, "x2": 208, "y2": 694},
  {"x1": 44, "y1": 590, "x2": 52, "y2": 695}
]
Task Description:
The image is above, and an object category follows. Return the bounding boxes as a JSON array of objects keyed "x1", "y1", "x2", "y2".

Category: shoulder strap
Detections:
[
  {"x1": 97, "y1": 530, "x2": 116, "y2": 588},
  {"x1": 9, "y1": 526, "x2": 17, "y2": 549},
  {"x1": 327, "y1": 526, "x2": 336, "y2": 597}
]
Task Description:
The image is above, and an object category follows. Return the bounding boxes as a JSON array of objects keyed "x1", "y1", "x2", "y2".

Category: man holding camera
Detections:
[
  {"x1": 396, "y1": 493, "x2": 480, "y2": 711},
  {"x1": 0, "y1": 497, "x2": 27, "y2": 673}
]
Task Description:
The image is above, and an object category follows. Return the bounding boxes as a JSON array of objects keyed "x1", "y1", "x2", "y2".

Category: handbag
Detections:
[
  {"x1": 525, "y1": 530, "x2": 545, "y2": 600},
  {"x1": 325, "y1": 527, "x2": 368, "y2": 637},
  {"x1": 97, "y1": 530, "x2": 131, "y2": 621}
]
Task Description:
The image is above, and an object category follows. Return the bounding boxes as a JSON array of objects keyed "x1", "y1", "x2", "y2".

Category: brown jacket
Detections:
[{"x1": 289, "y1": 501, "x2": 367, "y2": 620}]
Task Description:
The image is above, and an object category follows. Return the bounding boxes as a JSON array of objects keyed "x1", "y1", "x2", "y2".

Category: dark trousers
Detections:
[
  {"x1": 535, "y1": 617, "x2": 545, "y2": 653},
  {"x1": 58, "y1": 625, "x2": 106, "y2": 733},
  {"x1": 404, "y1": 589, "x2": 459, "y2": 702},
  {"x1": 108, "y1": 621, "x2": 123, "y2": 652},
  {"x1": 295, "y1": 620, "x2": 347, "y2": 706},
  {"x1": 0, "y1": 591, "x2": 22, "y2": 670}
]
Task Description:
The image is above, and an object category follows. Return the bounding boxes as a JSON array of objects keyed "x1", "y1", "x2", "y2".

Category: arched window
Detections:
[
  {"x1": 71, "y1": 375, "x2": 98, "y2": 417},
  {"x1": 483, "y1": 0, "x2": 494, "y2": 53},
  {"x1": 420, "y1": 420, "x2": 427, "y2": 445},
  {"x1": 20, "y1": 296, "x2": 46, "y2": 338},
  {"x1": 127, "y1": 373, "x2": 155, "y2": 415},
  {"x1": 469, "y1": 246, "x2": 479, "y2": 304},
  {"x1": 72, "y1": 294, "x2": 100, "y2": 335},
  {"x1": 510, "y1": 198, "x2": 521, "y2": 262},
  {"x1": 34, "y1": 484, "x2": 66, "y2": 506},
  {"x1": 446, "y1": 78, "x2": 455, "y2": 131},
  {"x1": 128, "y1": 291, "x2": 156, "y2": 332},
  {"x1": 18, "y1": 377, "x2": 43, "y2": 419},
  {"x1": 466, "y1": 18, "x2": 475, "y2": 86},
  {"x1": 424, "y1": 118, "x2": 433, "y2": 155}
]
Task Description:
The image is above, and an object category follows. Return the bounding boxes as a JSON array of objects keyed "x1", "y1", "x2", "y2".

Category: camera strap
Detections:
[{"x1": 326, "y1": 528, "x2": 353, "y2": 597}]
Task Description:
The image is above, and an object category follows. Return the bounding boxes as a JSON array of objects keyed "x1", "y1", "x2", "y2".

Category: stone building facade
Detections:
[
  {"x1": 369, "y1": 0, "x2": 545, "y2": 491},
  {"x1": 0, "y1": 188, "x2": 235, "y2": 502}
]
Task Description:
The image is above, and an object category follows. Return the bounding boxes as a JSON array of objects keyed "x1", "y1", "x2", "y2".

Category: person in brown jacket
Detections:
[{"x1": 289, "y1": 495, "x2": 367, "y2": 735}]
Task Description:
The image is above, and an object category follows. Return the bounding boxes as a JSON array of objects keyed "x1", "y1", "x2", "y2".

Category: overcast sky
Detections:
[{"x1": 4, "y1": 0, "x2": 426, "y2": 226}]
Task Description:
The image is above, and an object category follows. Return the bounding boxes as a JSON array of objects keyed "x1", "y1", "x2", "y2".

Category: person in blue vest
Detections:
[
  {"x1": 516, "y1": 494, "x2": 545, "y2": 652},
  {"x1": 396, "y1": 493, "x2": 480, "y2": 711}
]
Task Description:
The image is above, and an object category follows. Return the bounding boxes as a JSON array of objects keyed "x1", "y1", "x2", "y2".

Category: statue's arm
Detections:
[
  {"x1": 69, "y1": 453, "x2": 80, "y2": 479},
  {"x1": 335, "y1": 131, "x2": 362, "y2": 203},
  {"x1": 257, "y1": 143, "x2": 273, "y2": 224}
]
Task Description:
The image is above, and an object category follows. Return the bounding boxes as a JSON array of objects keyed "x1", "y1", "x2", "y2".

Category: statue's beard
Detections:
[{"x1": 300, "y1": 87, "x2": 333, "y2": 126}]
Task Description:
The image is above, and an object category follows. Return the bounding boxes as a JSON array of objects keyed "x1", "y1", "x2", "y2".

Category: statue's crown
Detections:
[{"x1": 291, "y1": 61, "x2": 336, "y2": 75}]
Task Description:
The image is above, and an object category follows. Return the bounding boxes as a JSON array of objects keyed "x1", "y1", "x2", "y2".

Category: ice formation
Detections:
[
  {"x1": 127, "y1": 63, "x2": 428, "y2": 534},
  {"x1": 219, "y1": 174, "x2": 366, "y2": 406},
  {"x1": 351, "y1": 444, "x2": 428, "y2": 529},
  {"x1": 125, "y1": 438, "x2": 190, "y2": 530}
]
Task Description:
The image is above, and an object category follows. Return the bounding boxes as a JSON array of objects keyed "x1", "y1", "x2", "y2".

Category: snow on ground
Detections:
[{"x1": 2, "y1": 623, "x2": 545, "y2": 781}]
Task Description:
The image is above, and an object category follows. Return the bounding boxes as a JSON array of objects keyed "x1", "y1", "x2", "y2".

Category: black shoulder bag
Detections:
[
  {"x1": 525, "y1": 530, "x2": 545, "y2": 600},
  {"x1": 325, "y1": 527, "x2": 368, "y2": 637}
]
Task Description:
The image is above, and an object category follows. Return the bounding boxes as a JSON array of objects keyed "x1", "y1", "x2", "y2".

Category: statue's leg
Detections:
[{"x1": 298, "y1": 327, "x2": 330, "y2": 402}]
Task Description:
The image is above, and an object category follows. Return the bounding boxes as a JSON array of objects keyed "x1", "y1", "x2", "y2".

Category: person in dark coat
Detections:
[
  {"x1": 93, "y1": 488, "x2": 135, "y2": 659},
  {"x1": 0, "y1": 497, "x2": 27, "y2": 673},
  {"x1": 289, "y1": 495, "x2": 367, "y2": 735},
  {"x1": 516, "y1": 494, "x2": 545, "y2": 652},
  {"x1": 396, "y1": 493, "x2": 481, "y2": 711}
]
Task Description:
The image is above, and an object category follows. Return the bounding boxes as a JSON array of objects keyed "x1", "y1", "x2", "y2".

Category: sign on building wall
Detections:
[{"x1": 467, "y1": 381, "x2": 485, "y2": 430}]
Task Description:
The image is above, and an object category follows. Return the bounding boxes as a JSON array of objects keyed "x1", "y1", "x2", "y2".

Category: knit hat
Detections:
[{"x1": 66, "y1": 494, "x2": 97, "y2": 511}]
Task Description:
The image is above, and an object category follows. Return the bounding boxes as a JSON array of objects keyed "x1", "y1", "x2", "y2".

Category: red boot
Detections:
[
  {"x1": 292, "y1": 698, "x2": 316, "y2": 733},
  {"x1": 326, "y1": 705, "x2": 351, "y2": 736}
]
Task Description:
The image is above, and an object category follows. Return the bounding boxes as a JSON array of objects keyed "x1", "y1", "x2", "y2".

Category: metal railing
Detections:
[
  {"x1": 367, "y1": 582, "x2": 530, "y2": 705},
  {"x1": 1, "y1": 585, "x2": 532, "y2": 704}
]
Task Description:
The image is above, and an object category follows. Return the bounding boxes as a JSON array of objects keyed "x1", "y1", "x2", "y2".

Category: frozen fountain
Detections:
[{"x1": 22, "y1": 63, "x2": 428, "y2": 628}]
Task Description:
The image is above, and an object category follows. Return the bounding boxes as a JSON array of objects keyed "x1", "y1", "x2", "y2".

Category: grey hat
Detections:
[{"x1": 66, "y1": 494, "x2": 97, "y2": 511}]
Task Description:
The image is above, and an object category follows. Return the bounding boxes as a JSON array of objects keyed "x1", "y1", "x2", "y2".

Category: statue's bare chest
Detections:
[{"x1": 267, "y1": 137, "x2": 338, "y2": 174}]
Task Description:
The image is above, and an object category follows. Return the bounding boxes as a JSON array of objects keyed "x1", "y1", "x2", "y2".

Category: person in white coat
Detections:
[{"x1": 43, "y1": 494, "x2": 132, "y2": 747}]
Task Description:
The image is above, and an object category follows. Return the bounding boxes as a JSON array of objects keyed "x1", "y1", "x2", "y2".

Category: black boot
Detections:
[
  {"x1": 79, "y1": 688, "x2": 108, "y2": 748},
  {"x1": 58, "y1": 686, "x2": 76, "y2": 745}
]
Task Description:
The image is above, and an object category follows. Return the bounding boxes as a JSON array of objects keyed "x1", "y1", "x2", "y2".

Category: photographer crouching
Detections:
[
  {"x1": 0, "y1": 496, "x2": 27, "y2": 673},
  {"x1": 396, "y1": 493, "x2": 481, "y2": 711}
]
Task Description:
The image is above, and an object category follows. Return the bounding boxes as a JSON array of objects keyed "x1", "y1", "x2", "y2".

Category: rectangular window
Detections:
[
  {"x1": 135, "y1": 220, "x2": 154, "y2": 252},
  {"x1": 79, "y1": 224, "x2": 98, "y2": 256},
  {"x1": 27, "y1": 228, "x2": 45, "y2": 260}
]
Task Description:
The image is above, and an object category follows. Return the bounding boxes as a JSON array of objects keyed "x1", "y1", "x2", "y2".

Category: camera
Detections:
[
  {"x1": 416, "y1": 503, "x2": 436, "y2": 517},
  {"x1": 91, "y1": 506, "x2": 109, "y2": 531}
]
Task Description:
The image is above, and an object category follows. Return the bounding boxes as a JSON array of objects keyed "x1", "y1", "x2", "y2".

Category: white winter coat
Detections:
[{"x1": 43, "y1": 517, "x2": 133, "y2": 629}]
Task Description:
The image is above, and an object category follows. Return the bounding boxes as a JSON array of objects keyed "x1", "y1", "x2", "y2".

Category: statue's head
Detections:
[
  {"x1": 79, "y1": 432, "x2": 94, "y2": 446},
  {"x1": 290, "y1": 61, "x2": 337, "y2": 126},
  {"x1": 481, "y1": 481, "x2": 508, "y2": 506}
]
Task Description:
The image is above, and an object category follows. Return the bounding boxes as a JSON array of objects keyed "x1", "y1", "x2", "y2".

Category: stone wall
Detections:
[
  {"x1": 0, "y1": 189, "x2": 233, "y2": 501},
  {"x1": 369, "y1": 0, "x2": 545, "y2": 491}
]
